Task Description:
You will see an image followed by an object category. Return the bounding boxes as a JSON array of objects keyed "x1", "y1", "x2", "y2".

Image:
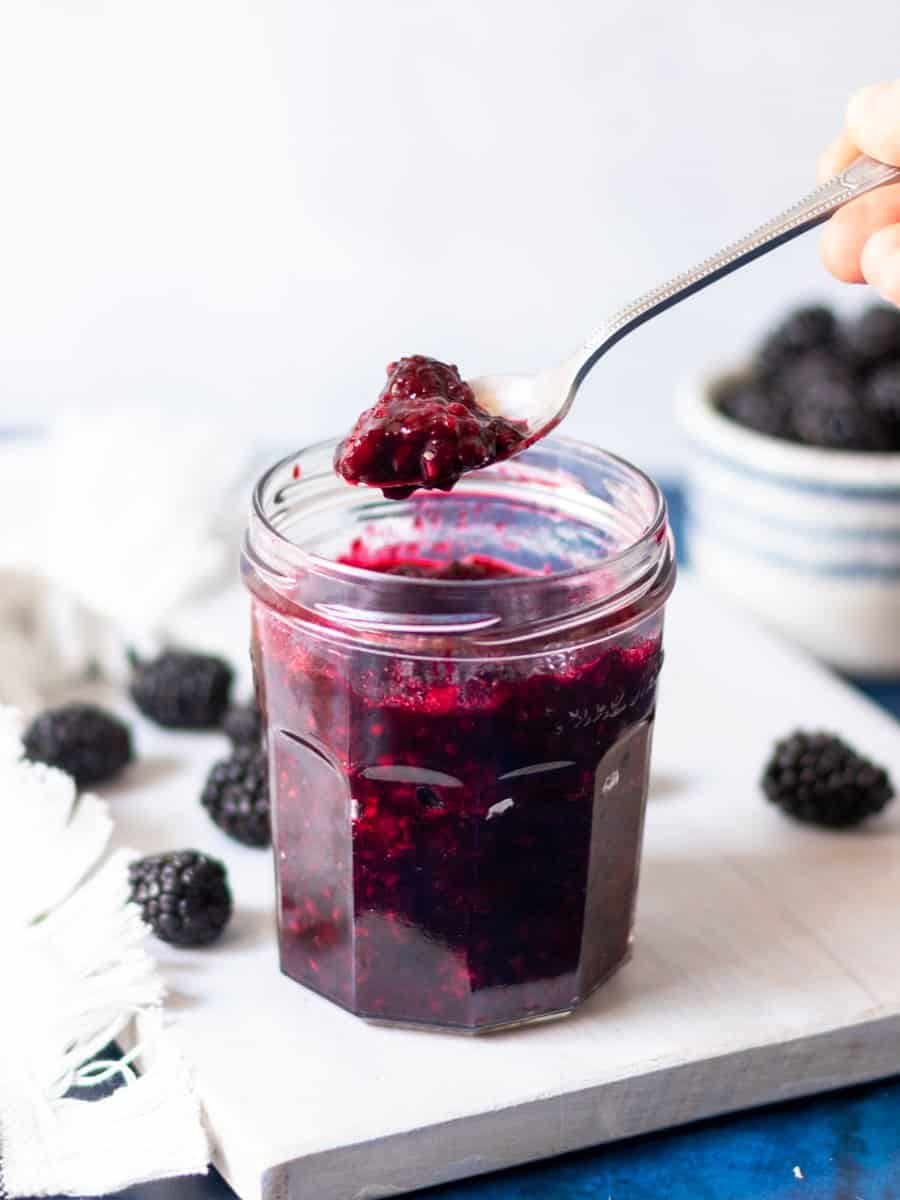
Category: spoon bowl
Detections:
[{"x1": 469, "y1": 366, "x2": 574, "y2": 442}]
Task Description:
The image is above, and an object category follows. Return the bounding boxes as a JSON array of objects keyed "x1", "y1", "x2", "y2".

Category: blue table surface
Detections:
[{"x1": 38, "y1": 485, "x2": 900, "y2": 1200}]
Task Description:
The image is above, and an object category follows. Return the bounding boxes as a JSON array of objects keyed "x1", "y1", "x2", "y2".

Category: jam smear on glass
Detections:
[
  {"x1": 334, "y1": 355, "x2": 525, "y2": 499},
  {"x1": 337, "y1": 539, "x2": 531, "y2": 580}
]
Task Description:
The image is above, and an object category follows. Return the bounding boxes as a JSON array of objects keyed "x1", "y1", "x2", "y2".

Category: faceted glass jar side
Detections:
[{"x1": 244, "y1": 439, "x2": 675, "y2": 1033}]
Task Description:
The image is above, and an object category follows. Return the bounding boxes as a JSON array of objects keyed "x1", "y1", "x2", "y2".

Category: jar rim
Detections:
[{"x1": 251, "y1": 434, "x2": 668, "y2": 588}]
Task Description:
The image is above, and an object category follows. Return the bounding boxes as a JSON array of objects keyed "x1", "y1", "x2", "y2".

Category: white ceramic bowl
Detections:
[{"x1": 676, "y1": 371, "x2": 900, "y2": 677}]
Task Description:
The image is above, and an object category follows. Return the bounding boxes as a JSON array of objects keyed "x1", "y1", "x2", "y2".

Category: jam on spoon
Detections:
[
  {"x1": 334, "y1": 355, "x2": 525, "y2": 499},
  {"x1": 340, "y1": 157, "x2": 900, "y2": 499}
]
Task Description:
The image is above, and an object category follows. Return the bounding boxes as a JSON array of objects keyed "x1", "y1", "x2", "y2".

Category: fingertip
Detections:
[
  {"x1": 861, "y1": 224, "x2": 900, "y2": 305},
  {"x1": 846, "y1": 82, "x2": 884, "y2": 128},
  {"x1": 819, "y1": 207, "x2": 867, "y2": 283},
  {"x1": 847, "y1": 78, "x2": 900, "y2": 164}
]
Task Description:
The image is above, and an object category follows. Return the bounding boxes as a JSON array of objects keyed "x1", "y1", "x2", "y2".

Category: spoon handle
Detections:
[{"x1": 573, "y1": 154, "x2": 900, "y2": 382}]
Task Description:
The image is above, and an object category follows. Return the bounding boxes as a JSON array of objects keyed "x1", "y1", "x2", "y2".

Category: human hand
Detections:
[{"x1": 819, "y1": 80, "x2": 900, "y2": 305}]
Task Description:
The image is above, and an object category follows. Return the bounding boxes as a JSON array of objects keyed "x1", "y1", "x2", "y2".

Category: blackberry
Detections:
[
  {"x1": 755, "y1": 305, "x2": 837, "y2": 381},
  {"x1": 129, "y1": 850, "x2": 232, "y2": 946},
  {"x1": 866, "y1": 364, "x2": 900, "y2": 448},
  {"x1": 201, "y1": 747, "x2": 270, "y2": 847},
  {"x1": 24, "y1": 703, "x2": 132, "y2": 785},
  {"x1": 223, "y1": 699, "x2": 263, "y2": 748},
  {"x1": 130, "y1": 650, "x2": 233, "y2": 729},
  {"x1": 792, "y1": 378, "x2": 894, "y2": 451},
  {"x1": 763, "y1": 731, "x2": 893, "y2": 828},
  {"x1": 774, "y1": 349, "x2": 853, "y2": 400},
  {"x1": 716, "y1": 379, "x2": 793, "y2": 439},
  {"x1": 794, "y1": 403, "x2": 893, "y2": 451},
  {"x1": 842, "y1": 305, "x2": 900, "y2": 372}
]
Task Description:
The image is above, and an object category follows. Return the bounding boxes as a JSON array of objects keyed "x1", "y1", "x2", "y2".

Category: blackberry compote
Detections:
[
  {"x1": 334, "y1": 355, "x2": 525, "y2": 499},
  {"x1": 244, "y1": 438, "x2": 675, "y2": 1032}
]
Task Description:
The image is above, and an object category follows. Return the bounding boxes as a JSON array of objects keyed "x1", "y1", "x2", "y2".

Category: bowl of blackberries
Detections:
[{"x1": 677, "y1": 303, "x2": 900, "y2": 676}]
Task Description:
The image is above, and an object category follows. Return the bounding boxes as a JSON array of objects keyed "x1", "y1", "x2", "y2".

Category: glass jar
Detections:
[{"x1": 243, "y1": 437, "x2": 675, "y2": 1033}]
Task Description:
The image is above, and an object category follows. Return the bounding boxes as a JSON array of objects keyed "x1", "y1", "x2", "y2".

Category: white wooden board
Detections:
[{"x1": 102, "y1": 574, "x2": 900, "y2": 1200}]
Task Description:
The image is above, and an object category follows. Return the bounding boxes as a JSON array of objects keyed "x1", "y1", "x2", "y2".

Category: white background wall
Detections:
[{"x1": 2, "y1": 1, "x2": 899, "y2": 473}]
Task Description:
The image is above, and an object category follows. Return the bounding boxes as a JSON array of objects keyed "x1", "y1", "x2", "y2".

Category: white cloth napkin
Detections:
[
  {"x1": 0, "y1": 409, "x2": 263, "y2": 1192},
  {"x1": 0, "y1": 407, "x2": 258, "y2": 710},
  {"x1": 0, "y1": 709, "x2": 209, "y2": 1197}
]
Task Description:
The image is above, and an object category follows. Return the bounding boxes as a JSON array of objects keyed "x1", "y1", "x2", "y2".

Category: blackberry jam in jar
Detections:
[{"x1": 243, "y1": 438, "x2": 675, "y2": 1032}]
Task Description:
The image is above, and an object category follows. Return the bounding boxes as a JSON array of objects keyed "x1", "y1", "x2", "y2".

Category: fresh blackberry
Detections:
[
  {"x1": 23, "y1": 703, "x2": 132, "y2": 785},
  {"x1": 868, "y1": 362, "x2": 900, "y2": 409},
  {"x1": 130, "y1": 650, "x2": 233, "y2": 729},
  {"x1": 755, "y1": 305, "x2": 837, "y2": 381},
  {"x1": 201, "y1": 747, "x2": 270, "y2": 847},
  {"x1": 223, "y1": 699, "x2": 263, "y2": 749},
  {"x1": 774, "y1": 349, "x2": 853, "y2": 401},
  {"x1": 716, "y1": 378, "x2": 793, "y2": 439},
  {"x1": 129, "y1": 850, "x2": 232, "y2": 946},
  {"x1": 842, "y1": 305, "x2": 900, "y2": 372},
  {"x1": 763, "y1": 731, "x2": 893, "y2": 828},
  {"x1": 792, "y1": 378, "x2": 894, "y2": 451},
  {"x1": 866, "y1": 364, "x2": 900, "y2": 448}
]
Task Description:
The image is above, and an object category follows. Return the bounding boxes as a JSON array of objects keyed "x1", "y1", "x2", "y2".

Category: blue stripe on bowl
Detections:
[
  {"x1": 689, "y1": 514, "x2": 900, "y2": 580},
  {"x1": 691, "y1": 488, "x2": 900, "y2": 542},
  {"x1": 690, "y1": 438, "x2": 900, "y2": 502}
]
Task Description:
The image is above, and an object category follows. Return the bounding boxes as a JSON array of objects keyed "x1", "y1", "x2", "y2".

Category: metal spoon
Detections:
[{"x1": 470, "y1": 153, "x2": 900, "y2": 450}]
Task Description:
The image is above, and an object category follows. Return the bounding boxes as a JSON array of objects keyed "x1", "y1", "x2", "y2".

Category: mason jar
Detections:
[{"x1": 243, "y1": 437, "x2": 675, "y2": 1033}]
